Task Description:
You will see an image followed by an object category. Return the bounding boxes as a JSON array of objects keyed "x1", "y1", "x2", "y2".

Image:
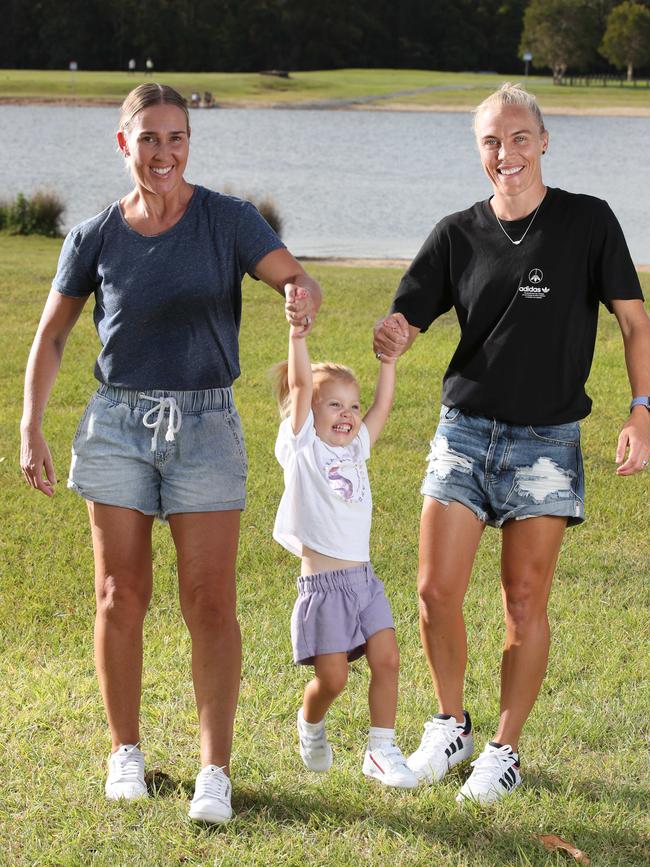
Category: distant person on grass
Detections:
[
  {"x1": 374, "y1": 83, "x2": 650, "y2": 804},
  {"x1": 271, "y1": 299, "x2": 417, "y2": 788},
  {"x1": 20, "y1": 82, "x2": 322, "y2": 824}
]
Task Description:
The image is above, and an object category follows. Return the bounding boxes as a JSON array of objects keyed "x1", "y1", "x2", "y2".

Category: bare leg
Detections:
[
  {"x1": 365, "y1": 629, "x2": 400, "y2": 728},
  {"x1": 495, "y1": 516, "x2": 567, "y2": 751},
  {"x1": 418, "y1": 498, "x2": 485, "y2": 720},
  {"x1": 88, "y1": 502, "x2": 154, "y2": 751},
  {"x1": 168, "y1": 511, "x2": 241, "y2": 772},
  {"x1": 303, "y1": 653, "x2": 349, "y2": 722}
]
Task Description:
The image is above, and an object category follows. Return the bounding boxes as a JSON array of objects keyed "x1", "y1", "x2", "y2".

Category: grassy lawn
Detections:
[
  {"x1": 1, "y1": 234, "x2": 649, "y2": 865},
  {"x1": 1, "y1": 68, "x2": 649, "y2": 112}
]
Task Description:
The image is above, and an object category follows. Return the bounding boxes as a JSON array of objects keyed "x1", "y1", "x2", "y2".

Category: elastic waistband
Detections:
[
  {"x1": 297, "y1": 562, "x2": 374, "y2": 593},
  {"x1": 96, "y1": 384, "x2": 234, "y2": 414}
]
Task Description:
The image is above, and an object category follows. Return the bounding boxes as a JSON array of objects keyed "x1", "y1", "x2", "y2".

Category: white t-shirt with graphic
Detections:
[{"x1": 273, "y1": 410, "x2": 372, "y2": 561}]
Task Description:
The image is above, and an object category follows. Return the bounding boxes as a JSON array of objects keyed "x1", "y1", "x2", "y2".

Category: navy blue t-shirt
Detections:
[
  {"x1": 391, "y1": 188, "x2": 644, "y2": 425},
  {"x1": 53, "y1": 185, "x2": 285, "y2": 389}
]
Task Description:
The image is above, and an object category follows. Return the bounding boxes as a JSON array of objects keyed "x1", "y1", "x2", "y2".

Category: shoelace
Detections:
[
  {"x1": 419, "y1": 718, "x2": 461, "y2": 750},
  {"x1": 112, "y1": 744, "x2": 143, "y2": 782},
  {"x1": 468, "y1": 746, "x2": 516, "y2": 783},
  {"x1": 140, "y1": 395, "x2": 182, "y2": 452},
  {"x1": 197, "y1": 766, "x2": 230, "y2": 800}
]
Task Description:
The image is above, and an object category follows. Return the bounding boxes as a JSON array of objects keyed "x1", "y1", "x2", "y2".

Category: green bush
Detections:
[
  {"x1": 255, "y1": 195, "x2": 283, "y2": 237},
  {"x1": 222, "y1": 184, "x2": 284, "y2": 238},
  {"x1": 0, "y1": 190, "x2": 65, "y2": 237}
]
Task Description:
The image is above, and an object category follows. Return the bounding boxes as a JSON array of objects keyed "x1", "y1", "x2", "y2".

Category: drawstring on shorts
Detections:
[{"x1": 140, "y1": 394, "x2": 182, "y2": 451}]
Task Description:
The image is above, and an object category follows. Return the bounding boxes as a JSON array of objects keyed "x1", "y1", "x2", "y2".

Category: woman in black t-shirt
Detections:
[{"x1": 373, "y1": 83, "x2": 650, "y2": 804}]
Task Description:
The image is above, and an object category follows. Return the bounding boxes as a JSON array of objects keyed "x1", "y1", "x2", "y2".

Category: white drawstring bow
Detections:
[{"x1": 140, "y1": 395, "x2": 182, "y2": 452}]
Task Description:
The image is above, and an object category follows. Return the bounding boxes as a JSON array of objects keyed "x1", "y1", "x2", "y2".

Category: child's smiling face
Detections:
[{"x1": 312, "y1": 378, "x2": 362, "y2": 447}]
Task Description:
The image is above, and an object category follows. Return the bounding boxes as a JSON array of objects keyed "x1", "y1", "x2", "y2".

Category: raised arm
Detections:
[
  {"x1": 363, "y1": 357, "x2": 396, "y2": 448},
  {"x1": 255, "y1": 248, "x2": 322, "y2": 334},
  {"x1": 20, "y1": 290, "x2": 89, "y2": 495},
  {"x1": 611, "y1": 298, "x2": 650, "y2": 475},
  {"x1": 286, "y1": 286, "x2": 314, "y2": 435}
]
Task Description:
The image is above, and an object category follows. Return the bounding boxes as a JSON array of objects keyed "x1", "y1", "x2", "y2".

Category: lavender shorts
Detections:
[{"x1": 290, "y1": 563, "x2": 395, "y2": 665}]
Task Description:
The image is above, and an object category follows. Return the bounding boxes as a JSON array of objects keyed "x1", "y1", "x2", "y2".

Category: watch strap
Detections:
[{"x1": 630, "y1": 396, "x2": 650, "y2": 412}]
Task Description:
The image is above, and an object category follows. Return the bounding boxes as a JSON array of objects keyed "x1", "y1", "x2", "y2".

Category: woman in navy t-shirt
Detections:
[{"x1": 20, "y1": 83, "x2": 322, "y2": 823}]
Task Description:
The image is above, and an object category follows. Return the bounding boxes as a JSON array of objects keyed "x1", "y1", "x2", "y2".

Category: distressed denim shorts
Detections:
[
  {"x1": 421, "y1": 405, "x2": 585, "y2": 528},
  {"x1": 68, "y1": 384, "x2": 247, "y2": 519},
  {"x1": 291, "y1": 563, "x2": 395, "y2": 665}
]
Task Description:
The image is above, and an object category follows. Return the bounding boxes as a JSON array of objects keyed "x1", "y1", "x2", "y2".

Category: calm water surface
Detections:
[{"x1": 3, "y1": 105, "x2": 649, "y2": 262}]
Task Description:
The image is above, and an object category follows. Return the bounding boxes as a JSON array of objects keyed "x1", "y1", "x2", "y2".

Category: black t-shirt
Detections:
[{"x1": 391, "y1": 187, "x2": 644, "y2": 424}]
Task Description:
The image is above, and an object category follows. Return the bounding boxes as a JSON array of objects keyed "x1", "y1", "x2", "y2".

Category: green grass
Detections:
[
  {"x1": 1, "y1": 68, "x2": 649, "y2": 112},
  {"x1": 1, "y1": 235, "x2": 649, "y2": 865}
]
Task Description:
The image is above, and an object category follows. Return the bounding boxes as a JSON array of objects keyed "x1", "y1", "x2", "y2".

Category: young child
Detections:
[{"x1": 271, "y1": 289, "x2": 416, "y2": 789}]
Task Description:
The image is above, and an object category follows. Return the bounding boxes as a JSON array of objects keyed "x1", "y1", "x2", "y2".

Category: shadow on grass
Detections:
[
  {"x1": 223, "y1": 771, "x2": 648, "y2": 863},
  {"x1": 145, "y1": 769, "x2": 189, "y2": 798},
  {"x1": 142, "y1": 764, "x2": 648, "y2": 857}
]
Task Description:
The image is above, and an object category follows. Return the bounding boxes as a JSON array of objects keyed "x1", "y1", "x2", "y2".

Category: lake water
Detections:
[{"x1": 3, "y1": 105, "x2": 649, "y2": 262}]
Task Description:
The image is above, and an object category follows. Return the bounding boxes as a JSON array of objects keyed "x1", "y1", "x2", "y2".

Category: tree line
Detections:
[{"x1": 3, "y1": 0, "x2": 650, "y2": 79}]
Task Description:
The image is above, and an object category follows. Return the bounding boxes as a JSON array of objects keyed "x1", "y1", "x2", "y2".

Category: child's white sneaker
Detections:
[
  {"x1": 456, "y1": 742, "x2": 521, "y2": 805},
  {"x1": 363, "y1": 743, "x2": 418, "y2": 789},
  {"x1": 297, "y1": 708, "x2": 333, "y2": 772},
  {"x1": 407, "y1": 712, "x2": 474, "y2": 784},
  {"x1": 105, "y1": 744, "x2": 147, "y2": 800},
  {"x1": 189, "y1": 765, "x2": 233, "y2": 823}
]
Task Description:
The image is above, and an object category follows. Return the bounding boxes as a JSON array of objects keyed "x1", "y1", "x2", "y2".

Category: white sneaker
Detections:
[
  {"x1": 189, "y1": 765, "x2": 233, "y2": 823},
  {"x1": 105, "y1": 744, "x2": 148, "y2": 800},
  {"x1": 456, "y1": 742, "x2": 521, "y2": 805},
  {"x1": 407, "y1": 712, "x2": 474, "y2": 784},
  {"x1": 363, "y1": 743, "x2": 418, "y2": 789},
  {"x1": 297, "y1": 709, "x2": 333, "y2": 772}
]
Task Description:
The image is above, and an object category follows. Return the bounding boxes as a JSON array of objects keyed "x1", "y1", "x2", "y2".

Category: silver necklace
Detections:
[{"x1": 494, "y1": 198, "x2": 543, "y2": 246}]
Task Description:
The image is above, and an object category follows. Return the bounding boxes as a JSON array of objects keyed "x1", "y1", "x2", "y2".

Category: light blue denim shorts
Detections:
[
  {"x1": 421, "y1": 405, "x2": 585, "y2": 528},
  {"x1": 68, "y1": 384, "x2": 247, "y2": 519}
]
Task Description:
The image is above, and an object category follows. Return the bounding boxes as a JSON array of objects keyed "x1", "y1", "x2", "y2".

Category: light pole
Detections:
[{"x1": 523, "y1": 51, "x2": 533, "y2": 81}]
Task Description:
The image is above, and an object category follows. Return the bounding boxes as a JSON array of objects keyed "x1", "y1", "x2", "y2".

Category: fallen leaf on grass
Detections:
[{"x1": 535, "y1": 834, "x2": 590, "y2": 864}]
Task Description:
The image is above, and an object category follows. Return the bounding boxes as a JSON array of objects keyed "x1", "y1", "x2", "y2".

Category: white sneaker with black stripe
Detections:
[
  {"x1": 406, "y1": 712, "x2": 474, "y2": 784},
  {"x1": 456, "y1": 741, "x2": 521, "y2": 804}
]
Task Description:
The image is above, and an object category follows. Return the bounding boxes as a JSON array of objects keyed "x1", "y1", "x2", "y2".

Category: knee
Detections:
[
  {"x1": 317, "y1": 667, "x2": 348, "y2": 697},
  {"x1": 418, "y1": 572, "x2": 461, "y2": 622},
  {"x1": 180, "y1": 580, "x2": 238, "y2": 633},
  {"x1": 96, "y1": 573, "x2": 150, "y2": 626},
  {"x1": 503, "y1": 579, "x2": 548, "y2": 634},
  {"x1": 369, "y1": 645, "x2": 400, "y2": 678}
]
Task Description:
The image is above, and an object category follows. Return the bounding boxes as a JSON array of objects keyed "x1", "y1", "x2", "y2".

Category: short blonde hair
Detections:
[
  {"x1": 270, "y1": 361, "x2": 358, "y2": 419},
  {"x1": 118, "y1": 83, "x2": 190, "y2": 133},
  {"x1": 473, "y1": 82, "x2": 546, "y2": 136}
]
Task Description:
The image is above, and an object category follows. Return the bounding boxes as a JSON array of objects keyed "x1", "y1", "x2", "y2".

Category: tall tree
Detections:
[
  {"x1": 519, "y1": 0, "x2": 600, "y2": 82},
  {"x1": 600, "y1": 1, "x2": 650, "y2": 79}
]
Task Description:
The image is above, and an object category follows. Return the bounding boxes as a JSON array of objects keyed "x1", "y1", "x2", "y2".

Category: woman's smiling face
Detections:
[
  {"x1": 117, "y1": 103, "x2": 190, "y2": 196},
  {"x1": 475, "y1": 103, "x2": 548, "y2": 204}
]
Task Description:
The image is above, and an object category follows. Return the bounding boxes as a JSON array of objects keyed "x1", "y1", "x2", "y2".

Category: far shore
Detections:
[
  {"x1": 2, "y1": 95, "x2": 650, "y2": 117},
  {"x1": 302, "y1": 257, "x2": 650, "y2": 272}
]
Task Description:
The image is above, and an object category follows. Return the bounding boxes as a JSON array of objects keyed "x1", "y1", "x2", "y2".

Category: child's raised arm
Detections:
[
  {"x1": 286, "y1": 286, "x2": 313, "y2": 435},
  {"x1": 363, "y1": 357, "x2": 396, "y2": 447}
]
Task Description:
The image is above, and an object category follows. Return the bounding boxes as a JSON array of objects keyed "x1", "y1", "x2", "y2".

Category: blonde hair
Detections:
[
  {"x1": 118, "y1": 83, "x2": 190, "y2": 133},
  {"x1": 270, "y1": 361, "x2": 358, "y2": 419},
  {"x1": 473, "y1": 82, "x2": 546, "y2": 136}
]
